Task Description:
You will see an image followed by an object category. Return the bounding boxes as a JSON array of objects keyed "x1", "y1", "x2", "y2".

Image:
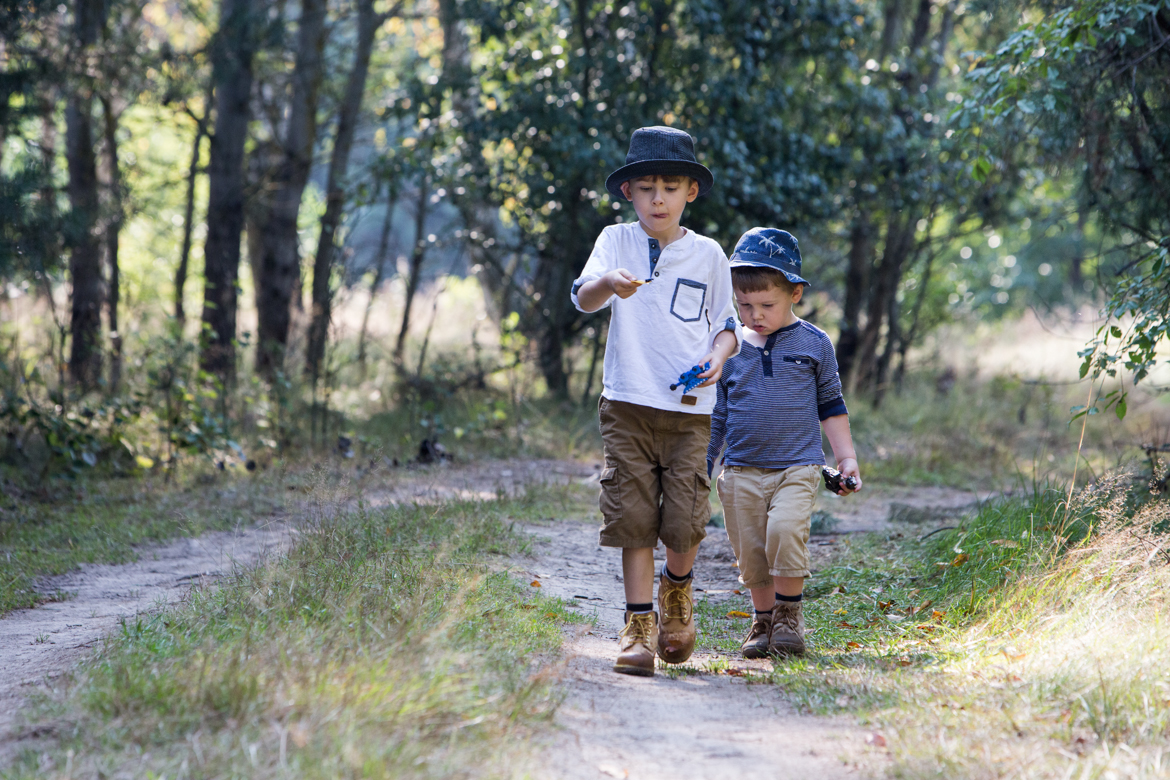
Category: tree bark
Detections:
[
  {"x1": 255, "y1": 0, "x2": 328, "y2": 378},
  {"x1": 395, "y1": 178, "x2": 430, "y2": 368},
  {"x1": 358, "y1": 186, "x2": 396, "y2": 376},
  {"x1": 200, "y1": 0, "x2": 257, "y2": 377},
  {"x1": 306, "y1": 0, "x2": 380, "y2": 382},
  {"x1": 176, "y1": 87, "x2": 212, "y2": 328},
  {"x1": 65, "y1": 0, "x2": 107, "y2": 390},
  {"x1": 835, "y1": 216, "x2": 871, "y2": 385},
  {"x1": 854, "y1": 215, "x2": 913, "y2": 393},
  {"x1": 100, "y1": 96, "x2": 123, "y2": 392}
]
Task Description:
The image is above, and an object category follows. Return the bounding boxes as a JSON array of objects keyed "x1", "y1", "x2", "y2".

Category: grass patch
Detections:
[
  {"x1": 766, "y1": 475, "x2": 1170, "y2": 777},
  {"x1": 0, "y1": 467, "x2": 290, "y2": 614},
  {"x1": 9, "y1": 484, "x2": 585, "y2": 779}
]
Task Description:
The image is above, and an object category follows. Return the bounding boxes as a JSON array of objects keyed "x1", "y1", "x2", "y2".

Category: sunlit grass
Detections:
[{"x1": 10, "y1": 484, "x2": 586, "y2": 779}]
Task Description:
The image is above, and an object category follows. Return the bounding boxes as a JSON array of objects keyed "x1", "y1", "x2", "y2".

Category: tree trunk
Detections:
[
  {"x1": 65, "y1": 0, "x2": 107, "y2": 390},
  {"x1": 854, "y1": 215, "x2": 913, "y2": 393},
  {"x1": 100, "y1": 96, "x2": 123, "y2": 392},
  {"x1": 894, "y1": 248, "x2": 935, "y2": 390},
  {"x1": 306, "y1": 0, "x2": 379, "y2": 382},
  {"x1": 835, "y1": 216, "x2": 871, "y2": 385},
  {"x1": 176, "y1": 87, "x2": 212, "y2": 328},
  {"x1": 255, "y1": 0, "x2": 328, "y2": 378},
  {"x1": 200, "y1": 0, "x2": 257, "y2": 377},
  {"x1": 395, "y1": 178, "x2": 430, "y2": 368},
  {"x1": 358, "y1": 186, "x2": 396, "y2": 376}
]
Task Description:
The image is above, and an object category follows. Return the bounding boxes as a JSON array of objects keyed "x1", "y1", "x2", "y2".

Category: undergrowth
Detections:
[
  {"x1": 765, "y1": 476, "x2": 1170, "y2": 778},
  {"x1": 9, "y1": 483, "x2": 584, "y2": 779}
]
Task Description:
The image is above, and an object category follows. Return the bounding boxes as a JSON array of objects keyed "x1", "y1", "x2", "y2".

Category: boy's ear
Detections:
[
  {"x1": 686, "y1": 178, "x2": 699, "y2": 202},
  {"x1": 619, "y1": 181, "x2": 633, "y2": 201},
  {"x1": 791, "y1": 284, "x2": 804, "y2": 304}
]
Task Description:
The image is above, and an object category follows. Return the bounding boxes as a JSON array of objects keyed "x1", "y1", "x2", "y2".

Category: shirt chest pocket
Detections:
[
  {"x1": 781, "y1": 355, "x2": 816, "y2": 369},
  {"x1": 669, "y1": 279, "x2": 707, "y2": 323}
]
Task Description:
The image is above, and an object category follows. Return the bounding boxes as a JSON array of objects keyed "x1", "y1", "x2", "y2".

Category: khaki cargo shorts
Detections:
[
  {"x1": 597, "y1": 397, "x2": 711, "y2": 553},
  {"x1": 716, "y1": 464, "x2": 821, "y2": 586}
]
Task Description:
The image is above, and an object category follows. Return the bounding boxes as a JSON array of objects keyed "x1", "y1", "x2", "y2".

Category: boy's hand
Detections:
[
  {"x1": 837, "y1": 457, "x2": 862, "y2": 494},
  {"x1": 694, "y1": 351, "x2": 726, "y2": 388},
  {"x1": 695, "y1": 330, "x2": 738, "y2": 388},
  {"x1": 604, "y1": 269, "x2": 642, "y2": 300}
]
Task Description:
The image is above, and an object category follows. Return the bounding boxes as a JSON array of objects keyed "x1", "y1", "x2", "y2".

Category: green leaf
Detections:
[
  {"x1": 1115, "y1": 399, "x2": 1127, "y2": 420},
  {"x1": 972, "y1": 157, "x2": 992, "y2": 182}
]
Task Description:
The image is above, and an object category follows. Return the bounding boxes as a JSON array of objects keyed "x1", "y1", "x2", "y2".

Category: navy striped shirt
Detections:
[{"x1": 707, "y1": 319, "x2": 848, "y2": 474}]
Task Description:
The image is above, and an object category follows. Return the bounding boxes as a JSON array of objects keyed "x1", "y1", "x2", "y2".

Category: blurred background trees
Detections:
[{"x1": 0, "y1": 0, "x2": 1165, "y2": 472}]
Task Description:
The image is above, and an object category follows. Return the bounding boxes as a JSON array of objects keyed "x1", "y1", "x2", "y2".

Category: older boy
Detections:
[
  {"x1": 572, "y1": 126, "x2": 742, "y2": 676},
  {"x1": 707, "y1": 228, "x2": 862, "y2": 658}
]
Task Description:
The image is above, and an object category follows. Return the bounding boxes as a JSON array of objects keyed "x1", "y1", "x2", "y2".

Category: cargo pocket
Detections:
[
  {"x1": 690, "y1": 470, "x2": 713, "y2": 531},
  {"x1": 599, "y1": 465, "x2": 622, "y2": 524}
]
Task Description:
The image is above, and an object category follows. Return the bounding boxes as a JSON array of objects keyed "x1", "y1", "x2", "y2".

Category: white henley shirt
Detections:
[{"x1": 571, "y1": 222, "x2": 742, "y2": 414}]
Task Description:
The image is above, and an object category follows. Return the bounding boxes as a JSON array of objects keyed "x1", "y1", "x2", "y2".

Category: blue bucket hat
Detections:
[
  {"x1": 729, "y1": 228, "x2": 809, "y2": 287},
  {"x1": 605, "y1": 126, "x2": 714, "y2": 200}
]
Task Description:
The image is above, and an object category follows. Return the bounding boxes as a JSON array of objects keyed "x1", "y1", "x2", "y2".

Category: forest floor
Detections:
[{"x1": 0, "y1": 458, "x2": 989, "y2": 778}]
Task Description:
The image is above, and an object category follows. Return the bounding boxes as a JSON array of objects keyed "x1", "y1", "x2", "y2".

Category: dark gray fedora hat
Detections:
[
  {"x1": 605, "y1": 126, "x2": 714, "y2": 200},
  {"x1": 729, "y1": 228, "x2": 810, "y2": 287}
]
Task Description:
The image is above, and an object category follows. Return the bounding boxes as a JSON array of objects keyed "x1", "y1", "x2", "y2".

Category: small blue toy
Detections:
[{"x1": 670, "y1": 362, "x2": 711, "y2": 395}]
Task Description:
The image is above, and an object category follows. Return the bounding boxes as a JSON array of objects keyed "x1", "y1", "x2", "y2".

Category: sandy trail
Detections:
[
  {"x1": 0, "y1": 520, "x2": 289, "y2": 761},
  {"x1": 0, "y1": 458, "x2": 983, "y2": 775}
]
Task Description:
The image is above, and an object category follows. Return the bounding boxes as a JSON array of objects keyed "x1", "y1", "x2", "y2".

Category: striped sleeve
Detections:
[
  {"x1": 707, "y1": 376, "x2": 729, "y2": 476},
  {"x1": 815, "y1": 332, "x2": 848, "y2": 420}
]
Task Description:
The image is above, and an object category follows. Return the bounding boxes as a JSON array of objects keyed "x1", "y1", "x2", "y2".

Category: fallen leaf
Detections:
[
  {"x1": 546, "y1": 612, "x2": 558, "y2": 618},
  {"x1": 519, "y1": 604, "x2": 536, "y2": 610},
  {"x1": 898, "y1": 657, "x2": 912, "y2": 666},
  {"x1": 951, "y1": 553, "x2": 969, "y2": 566},
  {"x1": 830, "y1": 585, "x2": 848, "y2": 595},
  {"x1": 1002, "y1": 649, "x2": 1027, "y2": 662},
  {"x1": 866, "y1": 733, "x2": 888, "y2": 748},
  {"x1": 865, "y1": 618, "x2": 882, "y2": 627},
  {"x1": 907, "y1": 588, "x2": 922, "y2": 597},
  {"x1": 847, "y1": 641, "x2": 862, "y2": 648},
  {"x1": 932, "y1": 610, "x2": 946, "y2": 622},
  {"x1": 726, "y1": 610, "x2": 752, "y2": 618},
  {"x1": 733, "y1": 589, "x2": 742, "y2": 595},
  {"x1": 726, "y1": 667, "x2": 747, "y2": 677},
  {"x1": 916, "y1": 624, "x2": 935, "y2": 632},
  {"x1": 910, "y1": 599, "x2": 934, "y2": 615},
  {"x1": 834, "y1": 608, "x2": 848, "y2": 615},
  {"x1": 837, "y1": 621, "x2": 857, "y2": 629},
  {"x1": 529, "y1": 580, "x2": 542, "y2": 587},
  {"x1": 878, "y1": 600, "x2": 893, "y2": 611}
]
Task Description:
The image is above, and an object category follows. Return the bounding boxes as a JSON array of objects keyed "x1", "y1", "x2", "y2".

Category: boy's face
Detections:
[
  {"x1": 735, "y1": 282, "x2": 803, "y2": 335},
  {"x1": 619, "y1": 175, "x2": 698, "y2": 234}
]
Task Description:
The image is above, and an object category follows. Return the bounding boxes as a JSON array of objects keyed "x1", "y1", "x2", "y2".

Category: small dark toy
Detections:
[
  {"x1": 821, "y1": 465, "x2": 859, "y2": 494},
  {"x1": 670, "y1": 362, "x2": 711, "y2": 394}
]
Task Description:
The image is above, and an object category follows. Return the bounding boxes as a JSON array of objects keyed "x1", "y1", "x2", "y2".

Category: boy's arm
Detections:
[
  {"x1": 821, "y1": 414, "x2": 862, "y2": 493},
  {"x1": 696, "y1": 254, "x2": 743, "y2": 387},
  {"x1": 706, "y1": 376, "x2": 730, "y2": 478},
  {"x1": 575, "y1": 271, "x2": 643, "y2": 312}
]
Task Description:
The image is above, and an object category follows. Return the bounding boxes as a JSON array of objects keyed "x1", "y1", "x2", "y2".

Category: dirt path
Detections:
[
  {"x1": 0, "y1": 520, "x2": 290, "y2": 761},
  {"x1": 514, "y1": 482, "x2": 988, "y2": 780},
  {"x1": 0, "y1": 457, "x2": 985, "y2": 775}
]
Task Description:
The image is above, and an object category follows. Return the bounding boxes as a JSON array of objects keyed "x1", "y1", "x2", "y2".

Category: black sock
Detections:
[
  {"x1": 754, "y1": 608, "x2": 772, "y2": 617},
  {"x1": 776, "y1": 592, "x2": 803, "y2": 603},
  {"x1": 626, "y1": 602, "x2": 654, "y2": 613},
  {"x1": 662, "y1": 563, "x2": 692, "y2": 582}
]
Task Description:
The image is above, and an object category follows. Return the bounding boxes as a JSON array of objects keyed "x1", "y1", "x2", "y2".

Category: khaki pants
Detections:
[
  {"x1": 597, "y1": 397, "x2": 711, "y2": 553},
  {"x1": 716, "y1": 464, "x2": 820, "y2": 586}
]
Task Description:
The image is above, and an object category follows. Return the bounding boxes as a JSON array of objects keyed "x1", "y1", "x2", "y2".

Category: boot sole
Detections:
[
  {"x1": 768, "y1": 645, "x2": 806, "y2": 657},
  {"x1": 613, "y1": 663, "x2": 655, "y2": 677},
  {"x1": 742, "y1": 645, "x2": 770, "y2": 660}
]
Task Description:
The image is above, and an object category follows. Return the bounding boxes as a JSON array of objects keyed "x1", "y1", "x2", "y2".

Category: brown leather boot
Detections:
[
  {"x1": 768, "y1": 600, "x2": 806, "y2": 656},
  {"x1": 741, "y1": 610, "x2": 773, "y2": 659},
  {"x1": 614, "y1": 611, "x2": 658, "y2": 676},
  {"x1": 657, "y1": 573, "x2": 696, "y2": 664}
]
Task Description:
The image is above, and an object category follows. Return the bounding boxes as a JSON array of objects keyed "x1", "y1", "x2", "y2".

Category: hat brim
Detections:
[
  {"x1": 605, "y1": 160, "x2": 714, "y2": 200},
  {"x1": 729, "y1": 254, "x2": 810, "y2": 287}
]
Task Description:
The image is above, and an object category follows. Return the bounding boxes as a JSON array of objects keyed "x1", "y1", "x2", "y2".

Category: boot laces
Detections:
[
  {"x1": 620, "y1": 612, "x2": 655, "y2": 644},
  {"x1": 774, "y1": 604, "x2": 800, "y2": 634},
  {"x1": 745, "y1": 614, "x2": 770, "y2": 643},
  {"x1": 661, "y1": 583, "x2": 693, "y2": 622}
]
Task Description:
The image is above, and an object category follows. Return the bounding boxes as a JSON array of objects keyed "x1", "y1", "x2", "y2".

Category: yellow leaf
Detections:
[
  {"x1": 136, "y1": 455, "x2": 154, "y2": 469},
  {"x1": 932, "y1": 610, "x2": 946, "y2": 622},
  {"x1": 726, "y1": 610, "x2": 751, "y2": 618},
  {"x1": 847, "y1": 641, "x2": 861, "y2": 648},
  {"x1": 951, "y1": 553, "x2": 969, "y2": 566},
  {"x1": 834, "y1": 608, "x2": 848, "y2": 615},
  {"x1": 545, "y1": 612, "x2": 557, "y2": 619},
  {"x1": 530, "y1": 580, "x2": 541, "y2": 587}
]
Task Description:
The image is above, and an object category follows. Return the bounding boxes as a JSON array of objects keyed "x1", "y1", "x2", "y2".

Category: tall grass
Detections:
[
  {"x1": 11, "y1": 484, "x2": 586, "y2": 779},
  {"x1": 767, "y1": 475, "x2": 1170, "y2": 778}
]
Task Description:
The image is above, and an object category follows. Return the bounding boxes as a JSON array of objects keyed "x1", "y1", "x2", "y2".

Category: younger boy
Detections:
[
  {"x1": 572, "y1": 126, "x2": 742, "y2": 676},
  {"x1": 707, "y1": 227, "x2": 862, "y2": 658}
]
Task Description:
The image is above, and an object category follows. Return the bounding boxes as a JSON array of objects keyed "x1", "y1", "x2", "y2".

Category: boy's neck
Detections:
[
  {"x1": 744, "y1": 314, "x2": 800, "y2": 348},
  {"x1": 638, "y1": 219, "x2": 687, "y2": 248}
]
